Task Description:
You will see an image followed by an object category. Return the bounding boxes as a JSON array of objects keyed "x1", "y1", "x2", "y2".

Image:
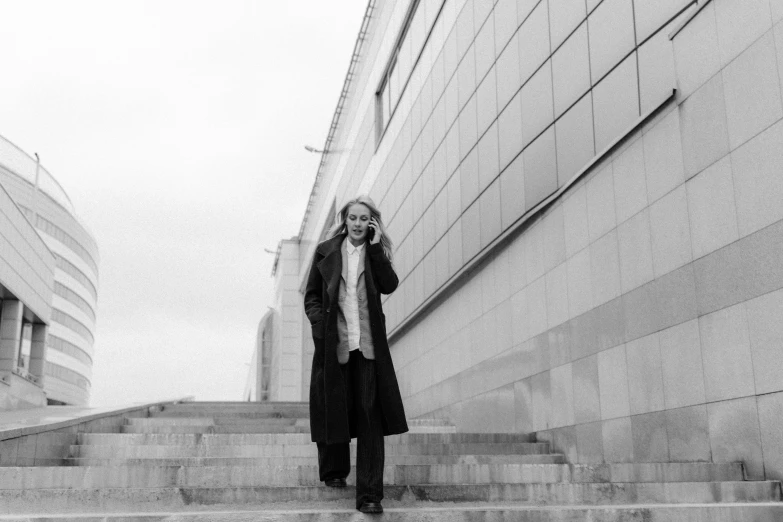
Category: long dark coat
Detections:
[{"x1": 304, "y1": 234, "x2": 409, "y2": 445}]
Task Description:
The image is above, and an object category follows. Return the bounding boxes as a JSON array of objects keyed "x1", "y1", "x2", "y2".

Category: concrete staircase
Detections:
[{"x1": 1, "y1": 401, "x2": 781, "y2": 520}]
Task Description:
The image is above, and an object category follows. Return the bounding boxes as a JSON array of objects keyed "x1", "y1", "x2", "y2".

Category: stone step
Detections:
[
  {"x1": 149, "y1": 412, "x2": 452, "y2": 424},
  {"x1": 407, "y1": 418, "x2": 454, "y2": 426},
  {"x1": 406, "y1": 425, "x2": 458, "y2": 433},
  {"x1": 3, "y1": 503, "x2": 783, "y2": 522},
  {"x1": 59, "y1": 461, "x2": 745, "y2": 483},
  {"x1": 157, "y1": 402, "x2": 307, "y2": 412},
  {"x1": 78, "y1": 432, "x2": 537, "y2": 445},
  {"x1": 150, "y1": 412, "x2": 310, "y2": 419},
  {"x1": 154, "y1": 405, "x2": 309, "y2": 416},
  {"x1": 70, "y1": 442, "x2": 552, "y2": 458},
  {"x1": 125, "y1": 418, "x2": 309, "y2": 427},
  {"x1": 124, "y1": 419, "x2": 456, "y2": 435},
  {"x1": 160, "y1": 402, "x2": 308, "y2": 410},
  {"x1": 1, "y1": 482, "x2": 779, "y2": 514},
  {"x1": 0, "y1": 463, "x2": 745, "y2": 489},
  {"x1": 64, "y1": 454, "x2": 567, "y2": 467},
  {"x1": 0, "y1": 464, "x2": 574, "y2": 488},
  {"x1": 155, "y1": 405, "x2": 448, "y2": 422},
  {"x1": 120, "y1": 425, "x2": 311, "y2": 434}
]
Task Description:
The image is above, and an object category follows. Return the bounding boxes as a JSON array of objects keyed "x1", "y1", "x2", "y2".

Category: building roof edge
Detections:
[{"x1": 296, "y1": 0, "x2": 377, "y2": 241}]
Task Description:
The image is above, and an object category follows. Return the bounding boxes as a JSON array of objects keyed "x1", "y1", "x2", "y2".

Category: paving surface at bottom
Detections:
[{"x1": 2, "y1": 502, "x2": 783, "y2": 521}]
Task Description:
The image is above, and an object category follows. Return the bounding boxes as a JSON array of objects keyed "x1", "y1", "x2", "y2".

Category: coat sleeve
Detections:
[
  {"x1": 367, "y1": 243, "x2": 399, "y2": 295},
  {"x1": 304, "y1": 251, "x2": 324, "y2": 336}
]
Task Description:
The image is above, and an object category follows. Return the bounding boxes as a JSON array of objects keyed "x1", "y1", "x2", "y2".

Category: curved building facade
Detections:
[
  {"x1": 243, "y1": 311, "x2": 277, "y2": 402},
  {"x1": 0, "y1": 136, "x2": 99, "y2": 406}
]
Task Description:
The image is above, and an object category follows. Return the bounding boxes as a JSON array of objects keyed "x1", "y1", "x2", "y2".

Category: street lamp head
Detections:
[{"x1": 304, "y1": 145, "x2": 325, "y2": 154}]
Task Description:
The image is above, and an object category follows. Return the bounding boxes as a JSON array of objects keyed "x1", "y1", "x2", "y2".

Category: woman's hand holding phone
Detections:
[{"x1": 368, "y1": 217, "x2": 381, "y2": 245}]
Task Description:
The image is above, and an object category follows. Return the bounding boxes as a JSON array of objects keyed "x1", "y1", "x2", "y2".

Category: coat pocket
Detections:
[{"x1": 311, "y1": 320, "x2": 324, "y2": 339}]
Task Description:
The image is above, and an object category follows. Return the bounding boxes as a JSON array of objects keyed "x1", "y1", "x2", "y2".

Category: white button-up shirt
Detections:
[{"x1": 343, "y1": 239, "x2": 364, "y2": 352}]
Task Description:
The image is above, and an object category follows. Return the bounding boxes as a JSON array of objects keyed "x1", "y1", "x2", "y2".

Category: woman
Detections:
[{"x1": 304, "y1": 195, "x2": 408, "y2": 514}]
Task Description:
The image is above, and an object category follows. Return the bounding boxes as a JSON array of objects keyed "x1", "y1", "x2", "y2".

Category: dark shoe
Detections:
[
  {"x1": 324, "y1": 478, "x2": 347, "y2": 488},
  {"x1": 358, "y1": 501, "x2": 383, "y2": 514}
]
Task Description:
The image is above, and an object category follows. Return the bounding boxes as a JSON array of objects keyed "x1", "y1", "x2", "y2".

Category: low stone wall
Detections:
[{"x1": 0, "y1": 398, "x2": 190, "y2": 466}]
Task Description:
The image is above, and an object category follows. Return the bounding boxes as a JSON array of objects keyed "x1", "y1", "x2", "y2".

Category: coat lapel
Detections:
[
  {"x1": 362, "y1": 244, "x2": 376, "y2": 296},
  {"x1": 317, "y1": 235, "x2": 344, "y2": 304}
]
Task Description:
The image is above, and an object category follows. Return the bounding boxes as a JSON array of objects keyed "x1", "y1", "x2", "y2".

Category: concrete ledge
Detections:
[
  {"x1": 0, "y1": 372, "x2": 46, "y2": 410},
  {"x1": 76, "y1": 432, "x2": 538, "y2": 445},
  {"x1": 669, "y1": 0, "x2": 711, "y2": 40},
  {"x1": 0, "y1": 397, "x2": 193, "y2": 441}
]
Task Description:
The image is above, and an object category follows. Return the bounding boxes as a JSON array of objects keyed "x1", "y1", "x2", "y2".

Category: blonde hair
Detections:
[{"x1": 328, "y1": 195, "x2": 394, "y2": 261}]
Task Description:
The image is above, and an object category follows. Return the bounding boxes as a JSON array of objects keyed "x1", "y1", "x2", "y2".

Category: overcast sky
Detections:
[{"x1": 0, "y1": 0, "x2": 367, "y2": 406}]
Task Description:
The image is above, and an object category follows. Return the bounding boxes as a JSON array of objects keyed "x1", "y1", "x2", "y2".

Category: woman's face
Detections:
[{"x1": 346, "y1": 203, "x2": 372, "y2": 245}]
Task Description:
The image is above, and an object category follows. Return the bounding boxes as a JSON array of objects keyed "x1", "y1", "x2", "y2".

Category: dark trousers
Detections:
[{"x1": 317, "y1": 350, "x2": 384, "y2": 507}]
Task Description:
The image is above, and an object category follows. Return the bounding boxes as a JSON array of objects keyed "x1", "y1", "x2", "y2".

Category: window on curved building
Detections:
[
  {"x1": 53, "y1": 282, "x2": 96, "y2": 323},
  {"x1": 51, "y1": 309, "x2": 94, "y2": 346},
  {"x1": 18, "y1": 204, "x2": 99, "y2": 275},
  {"x1": 54, "y1": 254, "x2": 98, "y2": 301},
  {"x1": 16, "y1": 322, "x2": 32, "y2": 376},
  {"x1": 47, "y1": 334, "x2": 93, "y2": 366},
  {"x1": 260, "y1": 323, "x2": 272, "y2": 401},
  {"x1": 34, "y1": 214, "x2": 99, "y2": 276},
  {"x1": 44, "y1": 361, "x2": 91, "y2": 390}
]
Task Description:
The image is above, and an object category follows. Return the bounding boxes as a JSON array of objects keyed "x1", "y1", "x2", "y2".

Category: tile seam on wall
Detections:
[
  {"x1": 630, "y1": 0, "x2": 642, "y2": 116},
  {"x1": 546, "y1": 0, "x2": 560, "y2": 184},
  {"x1": 584, "y1": 0, "x2": 598, "y2": 156},
  {"x1": 721, "y1": 47, "x2": 783, "y2": 153}
]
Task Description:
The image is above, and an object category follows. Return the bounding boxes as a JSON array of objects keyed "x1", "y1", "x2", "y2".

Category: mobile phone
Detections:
[{"x1": 367, "y1": 224, "x2": 376, "y2": 242}]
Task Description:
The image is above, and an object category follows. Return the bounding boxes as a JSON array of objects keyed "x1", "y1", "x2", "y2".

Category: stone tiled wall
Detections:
[
  {"x1": 288, "y1": 0, "x2": 783, "y2": 480},
  {"x1": 394, "y1": 0, "x2": 783, "y2": 481},
  {"x1": 371, "y1": 0, "x2": 691, "y2": 333}
]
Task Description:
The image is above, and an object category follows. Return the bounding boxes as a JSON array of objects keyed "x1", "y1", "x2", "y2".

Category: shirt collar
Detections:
[{"x1": 344, "y1": 237, "x2": 365, "y2": 256}]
